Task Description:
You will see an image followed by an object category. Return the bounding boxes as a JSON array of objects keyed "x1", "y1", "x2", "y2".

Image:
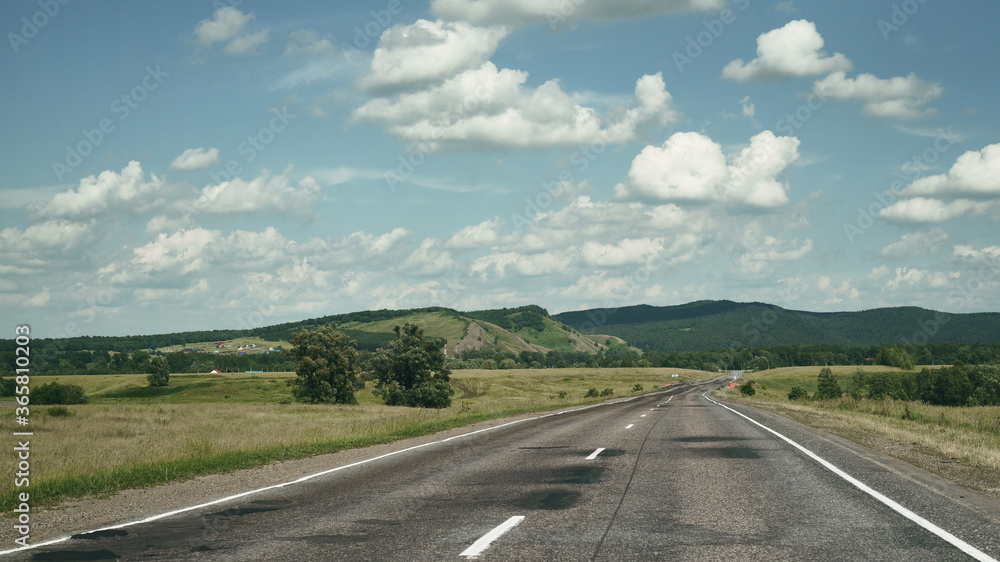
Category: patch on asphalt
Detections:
[
  {"x1": 553, "y1": 466, "x2": 604, "y2": 484},
  {"x1": 278, "y1": 535, "x2": 378, "y2": 544},
  {"x1": 675, "y1": 436, "x2": 751, "y2": 443},
  {"x1": 70, "y1": 530, "x2": 128, "y2": 540},
  {"x1": 519, "y1": 490, "x2": 580, "y2": 510}
]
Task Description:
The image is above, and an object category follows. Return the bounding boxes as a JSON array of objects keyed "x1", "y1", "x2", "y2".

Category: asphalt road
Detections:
[{"x1": 12, "y1": 381, "x2": 1000, "y2": 561}]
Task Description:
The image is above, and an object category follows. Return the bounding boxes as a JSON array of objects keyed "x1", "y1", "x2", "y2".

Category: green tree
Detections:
[
  {"x1": 875, "y1": 345, "x2": 915, "y2": 370},
  {"x1": 788, "y1": 386, "x2": 809, "y2": 400},
  {"x1": 33, "y1": 382, "x2": 88, "y2": 404},
  {"x1": 290, "y1": 327, "x2": 359, "y2": 404},
  {"x1": 146, "y1": 357, "x2": 170, "y2": 387},
  {"x1": 371, "y1": 323, "x2": 454, "y2": 408},
  {"x1": 814, "y1": 367, "x2": 842, "y2": 400},
  {"x1": 738, "y1": 380, "x2": 756, "y2": 397}
]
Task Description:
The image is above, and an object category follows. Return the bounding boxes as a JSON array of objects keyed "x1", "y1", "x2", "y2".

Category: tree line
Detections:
[{"x1": 786, "y1": 364, "x2": 1000, "y2": 407}]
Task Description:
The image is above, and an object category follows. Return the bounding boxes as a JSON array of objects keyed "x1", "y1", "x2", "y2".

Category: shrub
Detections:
[
  {"x1": 600, "y1": 388, "x2": 614, "y2": 396},
  {"x1": 632, "y1": 383, "x2": 644, "y2": 392},
  {"x1": 788, "y1": 386, "x2": 809, "y2": 400},
  {"x1": 585, "y1": 388, "x2": 599, "y2": 398},
  {"x1": 814, "y1": 367, "x2": 843, "y2": 400},
  {"x1": 47, "y1": 406, "x2": 73, "y2": 417},
  {"x1": 738, "y1": 380, "x2": 756, "y2": 397},
  {"x1": 32, "y1": 382, "x2": 88, "y2": 405},
  {"x1": 557, "y1": 391, "x2": 568, "y2": 399}
]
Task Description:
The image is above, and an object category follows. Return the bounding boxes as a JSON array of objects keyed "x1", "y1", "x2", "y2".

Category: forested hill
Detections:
[{"x1": 554, "y1": 300, "x2": 1000, "y2": 353}]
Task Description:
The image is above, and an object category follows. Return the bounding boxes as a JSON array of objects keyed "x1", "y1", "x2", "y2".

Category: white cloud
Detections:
[
  {"x1": 813, "y1": 71, "x2": 942, "y2": 120},
  {"x1": 581, "y1": 238, "x2": 663, "y2": 267},
  {"x1": 284, "y1": 30, "x2": 336, "y2": 57},
  {"x1": 0, "y1": 220, "x2": 95, "y2": 255},
  {"x1": 195, "y1": 7, "x2": 253, "y2": 45},
  {"x1": 224, "y1": 28, "x2": 270, "y2": 55},
  {"x1": 24, "y1": 288, "x2": 51, "y2": 307},
  {"x1": 472, "y1": 250, "x2": 572, "y2": 277},
  {"x1": 191, "y1": 168, "x2": 320, "y2": 217},
  {"x1": 170, "y1": 147, "x2": 219, "y2": 171},
  {"x1": 816, "y1": 275, "x2": 859, "y2": 305},
  {"x1": 32, "y1": 161, "x2": 164, "y2": 219},
  {"x1": 400, "y1": 238, "x2": 457, "y2": 275},
  {"x1": 737, "y1": 232, "x2": 813, "y2": 275},
  {"x1": 902, "y1": 143, "x2": 1000, "y2": 198},
  {"x1": 359, "y1": 20, "x2": 507, "y2": 92},
  {"x1": 879, "y1": 197, "x2": 987, "y2": 223},
  {"x1": 880, "y1": 228, "x2": 948, "y2": 259},
  {"x1": 722, "y1": 20, "x2": 851, "y2": 81},
  {"x1": 952, "y1": 244, "x2": 1000, "y2": 263},
  {"x1": 614, "y1": 130, "x2": 799, "y2": 207},
  {"x1": 431, "y1": 0, "x2": 724, "y2": 27},
  {"x1": 353, "y1": 64, "x2": 676, "y2": 150},
  {"x1": 561, "y1": 273, "x2": 632, "y2": 301},
  {"x1": 885, "y1": 266, "x2": 955, "y2": 290},
  {"x1": 445, "y1": 218, "x2": 500, "y2": 249},
  {"x1": 128, "y1": 227, "x2": 291, "y2": 277}
]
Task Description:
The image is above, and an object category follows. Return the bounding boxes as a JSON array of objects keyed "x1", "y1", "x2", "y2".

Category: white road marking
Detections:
[
  {"x1": 640, "y1": 414, "x2": 647, "y2": 417},
  {"x1": 625, "y1": 424, "x2": 635, "y2": 429},
  {"x1": 460, "y1": 515, "x2": 525, "y2": 558},
  {"x1": 586, "y1": 448, "x2": 606, "y2": 460},
  {"x1": 649, "y1": 408, "x2": 655, "y2": 411},
  {"x1": 703, "y1": 393, "x2": 999, "y2": 562},
  {"x1": 0, "y1": 395, "x2": 649, "y2": 557}
]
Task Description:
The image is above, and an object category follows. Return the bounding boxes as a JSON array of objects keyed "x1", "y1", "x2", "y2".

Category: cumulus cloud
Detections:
[
  {"x1": 445, "y1": 218, "x2": 500, "y2": 249},
  {"x1": 472, "y1": 250, "x2": 572, "y2": 277},
  {"x1": 400, "y1": 238, "x2": 457, "y2": 275},
  {"x1": 32, "y1": 161, "x2": 164, "y2": 219},
  {"x1": 816, "y1": 275, "x2": 859, "y2": 305},
  {"x1": 614, "y1": 130, "x2": 800, "y2": 207},
  {"x1": 737, "y1": 229, "x2": 814, "y2": 275},
  {"x1": 195, "y1": 7, "x2": 253, "y2": 45},
  {"x1": 813, "y1": 71, "x2": 942, "y2": 120},
  {"x1": 581, "y1": 238, "x2": 663, "y2": 267},
  {"x1": 0, "y1": 219, "x2": 96, "y2": 256},
  {"x1": 722, "y1": 20, "x2": 852, "y2": 81},
  {"x1": 880, "y1": 228, "x2": 948, "y2": 259},
  {"x1": 353, "y1": 64, "x2": 676, "y2": 150},
  {"x1": 128, "y1": 227, "x2": 291, "y2": 277},
  {"x1": 170, "y1": 147, "x2": 219, "y2": 171},
  {"x1": 879, "y1": 197, "x2": 988, "y2": 223},
  {"x1": 194, "y1": 7, "x2": 269, "y2": 55},
  {"x1": 359, "y1": 20, "x2": 507, "y2": 92},
  {"x1": 885, "y1": 266, "x2": 956, "y2": 290},
  {"x1": 190, "y1": 168, "x2": 320, "y2": 217},
  {"x1": 901, "y1": 143, "x2": 1000, "y2": 198},
  {"x1": 431, "y1": 0, "x2": 724, "y2": 27}
]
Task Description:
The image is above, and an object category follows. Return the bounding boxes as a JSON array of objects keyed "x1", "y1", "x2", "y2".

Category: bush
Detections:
[
  {"x1": 814, "y1": 367, "x2": 842, "y2": 400},
  {"x1": 585, "y1": 388, "x2": 599, "y2": 398},
  {"x1": 787, "y1": 386, "x2": 809, "y2": 400},
  {"x1": 600, "y1": 387, "x2": 614, "y2": 396},
  {"x1": 632, "y1": 383, "x2": 644, "y2": 392},
  {"x1": 32, "y1": 382, "x2": 88, "y2": 405},
  {"x1": 47, "y1": 406, "x2": 73, "y2": 417},
  {"x1": 738, "y1": 380, "x2": 756, "y2": 397}
]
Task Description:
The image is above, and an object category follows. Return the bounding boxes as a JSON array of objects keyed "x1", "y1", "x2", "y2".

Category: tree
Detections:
[
  {"x1": 290, "y1": 327, "x2": 359, "y2": 404},
  {"x1": 371, "y1": 323, "x2": 454, "y2": 408},
  {"x1": 814, "y1": 367, "x2": 842, "y2": 400},
  {"x1": 875, "y1": 345, "x2": 915, "y2": 370},
  {"x1": 788, "y1": 386, "x2": 809, "y2": 400},
  {"x1": 146, "y1": 357, "x2": 170, "y2": 387},
  {"x1": 33, "y1": 382, "x2": 88, "y2": 405},
  {"x1": 738, "y1": 380, "x2": 756, "y2": 397}
]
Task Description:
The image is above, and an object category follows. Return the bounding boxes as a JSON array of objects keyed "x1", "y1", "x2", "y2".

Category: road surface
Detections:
[{"x1": 10, "y1": 381, "x2": 1000, "y2": 561}]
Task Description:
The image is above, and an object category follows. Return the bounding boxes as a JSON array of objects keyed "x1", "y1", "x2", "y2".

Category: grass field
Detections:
[
  {"x1": 0, "y1": 367, "x2": 708, "y2": 513},
  {"x1": 716, "y1": 366, "x2": 1000, "y2": 496}
]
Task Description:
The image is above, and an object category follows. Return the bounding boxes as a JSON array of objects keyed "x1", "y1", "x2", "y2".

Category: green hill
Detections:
[{"x1": 554, "y1": 300, "x2": 1000, "y2": 353}]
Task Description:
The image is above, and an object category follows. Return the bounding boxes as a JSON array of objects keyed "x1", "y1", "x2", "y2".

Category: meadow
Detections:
[{"x1": 0, "y1": 367, "x2": 705, "y2": 512}]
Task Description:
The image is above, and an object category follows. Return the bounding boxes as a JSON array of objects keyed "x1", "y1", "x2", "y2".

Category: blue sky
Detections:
[{"x1": 2, "y1": 0, "x2": 999, "y2": 337}]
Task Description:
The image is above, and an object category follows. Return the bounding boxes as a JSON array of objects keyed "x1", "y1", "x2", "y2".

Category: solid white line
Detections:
[
  {"x1": 586, "y1": 448, "x2": 605, "y2": 460},
  {"x1": 460, "y1": 515, "x2": 525, "y2": 558},
  {"x1": 625, "y1": 424, "x2": 635, "y2": 429},
  {"x1": 0, "y1": 396, "x2": 648, "y2": 557},
  {"x1": 703, "y1": 393, "x2": 998, "y2": 562}
]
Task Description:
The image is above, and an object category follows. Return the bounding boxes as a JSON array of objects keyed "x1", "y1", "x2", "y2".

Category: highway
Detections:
[{"x1": 12, "y1": 381, "x2": 1000, "y2": 561}]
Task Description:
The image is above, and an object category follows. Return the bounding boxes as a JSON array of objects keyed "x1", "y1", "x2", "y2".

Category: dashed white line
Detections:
[
  {"x1": 703, "y1": 393, "x2": 998, "y2": 562},
  {"x1": 586, "y1": 448, "x2": 605, "y2": 460},
  {"x1": 460, "y1": 515, "x2": 525, "y2": 558},
  {"x1": 625, "y1": 424, "x2": 635, "y2": 429},
  {"x1": 640, "y1": 414, "x2": 647, "y2": 417}
]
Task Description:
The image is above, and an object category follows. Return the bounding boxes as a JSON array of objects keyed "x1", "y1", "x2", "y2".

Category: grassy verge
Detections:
[
  {"x1": 715, "y1": 366, "x2": 1000, "y2": 496},
  {"x1": 1, "y1": 367, "x2": 707, "y2": 513}
]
